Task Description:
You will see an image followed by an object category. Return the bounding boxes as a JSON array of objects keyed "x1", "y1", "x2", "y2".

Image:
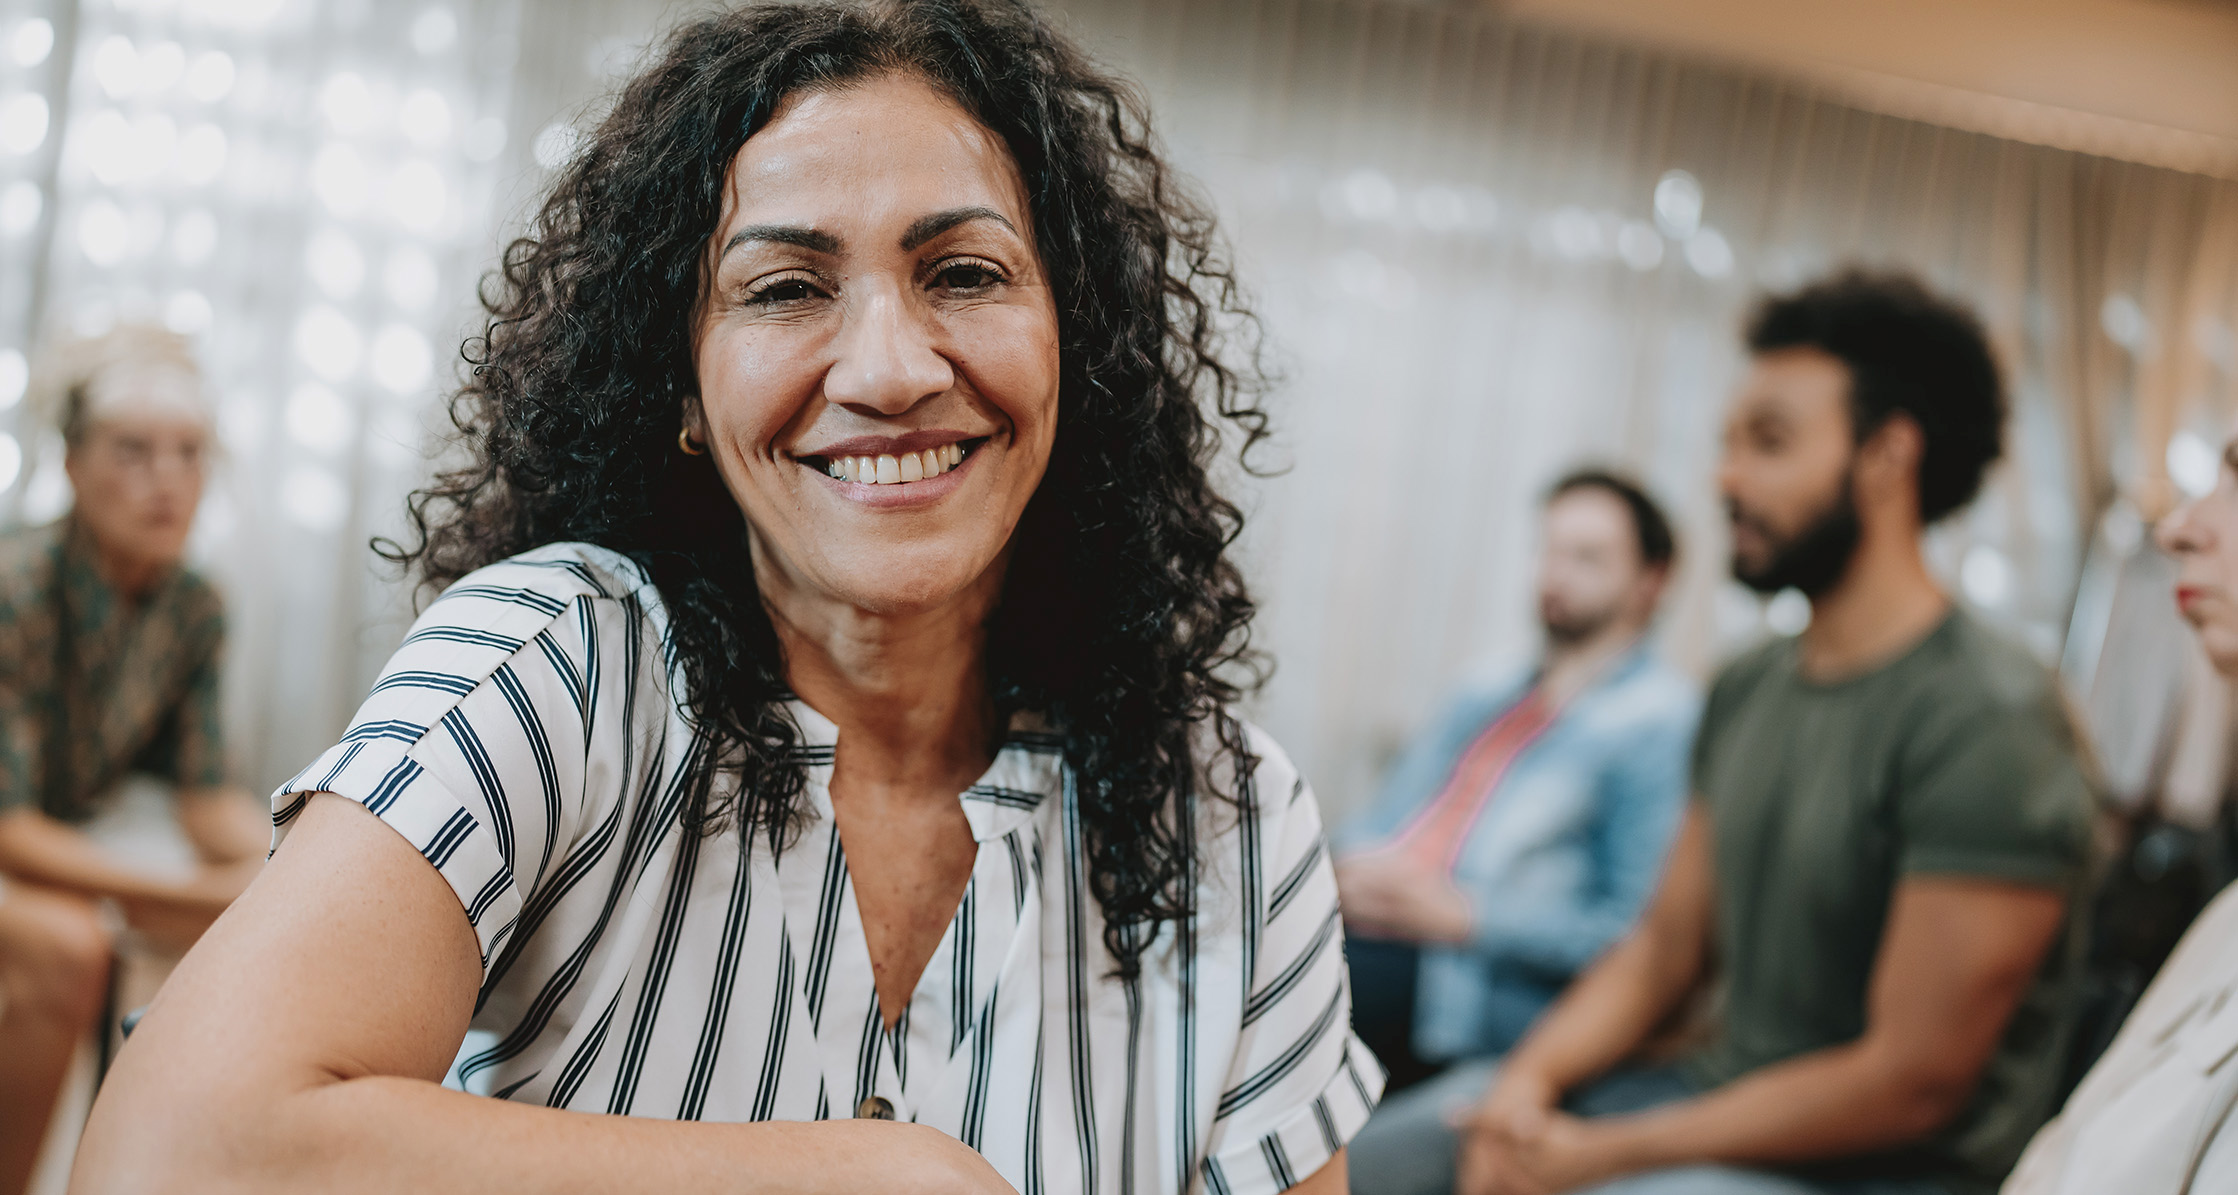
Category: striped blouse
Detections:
[{"x1": 271, "y1": 542, "x2": 1381, "y2": 1195}]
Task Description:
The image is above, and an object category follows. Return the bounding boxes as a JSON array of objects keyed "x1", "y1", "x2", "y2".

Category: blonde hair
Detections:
[{"x1": 26, "y1": 324, "x2": 209, "y2": 448}]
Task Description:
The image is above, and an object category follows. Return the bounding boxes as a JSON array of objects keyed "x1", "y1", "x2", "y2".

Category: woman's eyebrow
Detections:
[
  {"x1": 900, "y1": 206, "x2": 1017, "y2": 250},
  {"x1": 721, "y1": 224, "x2": 842, "y2": 259}
]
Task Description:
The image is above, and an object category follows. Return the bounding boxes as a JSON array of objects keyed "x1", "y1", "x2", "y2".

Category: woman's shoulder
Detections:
[
  {"x1": 410, "y1": 543, "x2": 665, "y2": 643},
  {"x1": 434, "y1": 542, "x2": 661, "y2": 614},
  {"x1": 382, "y1": 543, "x2": 671, "y2": 713},
  {"x1": 1191, "y1": 715, "x2": 1325, "y2": 850}
]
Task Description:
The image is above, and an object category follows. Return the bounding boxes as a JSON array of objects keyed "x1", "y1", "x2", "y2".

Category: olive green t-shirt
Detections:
[{"x1": 1686, "y1": 610, "x2": 2095, "y2": 1193}]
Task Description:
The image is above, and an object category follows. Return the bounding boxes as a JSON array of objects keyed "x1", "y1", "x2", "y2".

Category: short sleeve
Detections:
[
  {"x1": 270, "y1": 573, "x2": 646, "y2": 972},
  {"x1": 1200, "y1": 733, "x2": 1386, "y2": 1195},
  {"x1": 1895, "y1": 694, "x2": 2094, "y2": 887}
]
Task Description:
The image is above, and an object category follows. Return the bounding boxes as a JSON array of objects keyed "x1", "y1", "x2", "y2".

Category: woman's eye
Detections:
[
  {"x1": 747, "y1": 277, "x2": 822, "y2": 305},
  {"x1": 933, "y1": 261, "x2": 1002, "y2": 291}
]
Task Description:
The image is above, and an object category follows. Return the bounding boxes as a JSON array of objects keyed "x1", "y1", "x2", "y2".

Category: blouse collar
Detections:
[{"x1": 783, "y1": 699, "x2": 1063, "y2": 843}]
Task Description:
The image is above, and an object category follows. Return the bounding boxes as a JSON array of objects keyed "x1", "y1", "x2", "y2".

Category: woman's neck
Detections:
[{"x1": 760, "y1": 559, "x2": 1005, "y2": 801}]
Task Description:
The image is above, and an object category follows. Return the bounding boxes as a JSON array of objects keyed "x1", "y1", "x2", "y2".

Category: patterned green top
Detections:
[{"x1": 0, "y1": 519, "x2": 228, "y2": 822}]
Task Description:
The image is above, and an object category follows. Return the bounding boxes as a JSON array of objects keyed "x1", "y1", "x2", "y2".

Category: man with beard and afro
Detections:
[{"x1": 1355, "y1": 272, "x2": 2098, "y2": 1195}]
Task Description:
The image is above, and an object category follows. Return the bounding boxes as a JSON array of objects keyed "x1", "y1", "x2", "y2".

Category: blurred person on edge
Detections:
[
  {"x1": 0, "y1": 325, "x2": 264, "y2": 1195},
  {"x1": 1350, "y1": 271, "x2": 2096, "y2": 1195},
  {"x1": 1335, "y1": 469, "x2": 1698, "y2": 1092},
  {"x1": 1999, "y1": 437, "x2": 2238, "y2": 1194}
]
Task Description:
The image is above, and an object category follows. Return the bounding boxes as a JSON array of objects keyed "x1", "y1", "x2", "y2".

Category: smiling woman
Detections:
[{"x1": 69, "y1": 3, "x2": 1376, "y2": 1194}]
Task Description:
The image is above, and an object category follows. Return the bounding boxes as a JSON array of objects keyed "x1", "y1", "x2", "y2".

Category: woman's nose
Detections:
[
  {"x1": 823, "y1": 283, "x2": 956, "y2": 414},
  {"x1": 2158, "y1": 499, "x2": 2211, "y2": 556}
]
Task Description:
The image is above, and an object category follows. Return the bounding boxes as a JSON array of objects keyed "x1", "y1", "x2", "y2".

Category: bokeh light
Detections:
[
  {"x1": 185, "y1": 51, "x2": 237, "y2": 104},
  {"x1": 0, "y1": 93, "x2": 49, "y2": 155},
  {"x1": 171, "y1": 208, "x2": 218, "y2": 263},
  {"x1": 285, "y1": 383, "x2": 353, "y2": 454},
  {"x1": 399, "y1": 88, "x2": 452, "y2": 147},
  {"x1": 77, "y1": 199, "x2": 130, "y2": 265},
  {"x1": 387, "y1": 159, "x2": 447, "y2": 231},
  {"x1": 382, "y1": 247, "x2": 439, "y2": 310},
  {"x1": 311, "y1": 143, "x2": 369, "y2": 217},
  {"x1": 0, "y1": 182, "x2": 39, "y2": 237},
  {"x1": 372, "y1": 324, "x2": 433, "y2": 393},
  {"x1": 0, "y1": 348, "x2": 27, "y2": 409},
  {"x1": 295, "y1": 307, "x2": 364, "y2": 380},
  {"x1": 306, "y1": 229, "x2": 365, "y2": 298},
  {"x1": 7, "y1": 18, "x2": 53, "y2": 68},
  {"x1": 410, "y1": 7, "x2": 459, "y2": 56},
  {"x1": 0, "y1": 181, "x2": 38, "y2": 236}
]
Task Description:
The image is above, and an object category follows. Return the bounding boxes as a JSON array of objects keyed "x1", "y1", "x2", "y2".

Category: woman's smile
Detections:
[{"x1": 792, "y1": 433, "x2": 989, "y2": 507}]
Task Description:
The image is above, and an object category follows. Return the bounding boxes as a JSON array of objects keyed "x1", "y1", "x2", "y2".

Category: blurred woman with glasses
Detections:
[{"x1": 0, "y1": 325, "x2": 264, "y2": 1195}]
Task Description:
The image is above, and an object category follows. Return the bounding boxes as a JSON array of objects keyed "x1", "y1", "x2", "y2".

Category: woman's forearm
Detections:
[{"x1": 76, "y1": 1071, "x2": 1011, "y2": 1195}]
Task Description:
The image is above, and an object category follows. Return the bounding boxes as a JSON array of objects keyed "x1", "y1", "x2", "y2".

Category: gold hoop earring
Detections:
[{"x1": 678, "y1": 426, "x2": 706, "y2": 456}]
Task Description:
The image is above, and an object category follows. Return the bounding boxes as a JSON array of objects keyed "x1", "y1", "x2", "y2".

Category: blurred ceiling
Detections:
[{"x1": 1495, "y1": 0, "x2": 2238, "y2": 176}]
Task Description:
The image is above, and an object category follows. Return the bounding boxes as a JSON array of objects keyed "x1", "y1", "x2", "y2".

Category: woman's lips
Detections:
[
  {"x1": 807, "y1": 440, "x2": 980, "y2": 508},
  {"x1": 2177, "y1": 585, "x2": 2207, "y2": 612}
]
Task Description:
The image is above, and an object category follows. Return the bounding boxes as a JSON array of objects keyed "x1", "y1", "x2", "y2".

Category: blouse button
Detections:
[{"x1": 854, "y1": 1095, "x2": 895, "y2": 1120}]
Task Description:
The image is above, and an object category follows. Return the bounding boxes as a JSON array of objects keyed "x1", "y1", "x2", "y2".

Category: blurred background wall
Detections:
[{"x1": 0, "y1": 0, "x2": 2233, "y2": 819}]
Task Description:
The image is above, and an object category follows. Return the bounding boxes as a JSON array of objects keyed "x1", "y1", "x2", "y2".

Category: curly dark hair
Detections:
[
  {"x1": 383, "y1": 0, "x2": 1269, "y2": 978},
  {"x1": 1746, "y1": 269, "x2": 2006, "y2": 524}
]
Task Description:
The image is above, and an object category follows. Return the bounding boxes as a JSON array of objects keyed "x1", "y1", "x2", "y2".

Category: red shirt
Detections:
[{"x1": 1389, "y1": 689, "x2": 1559, "y2": 874}]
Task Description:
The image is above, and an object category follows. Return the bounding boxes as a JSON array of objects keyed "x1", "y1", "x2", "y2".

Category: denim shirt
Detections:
[{"x1": 1338, "y1": 645, "x2": 1700, "y2": 1061}]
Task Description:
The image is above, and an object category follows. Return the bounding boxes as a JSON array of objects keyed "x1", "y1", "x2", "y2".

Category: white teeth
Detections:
[{"x1": 826, "y1": 442, "x2": 970, "y2": 484}]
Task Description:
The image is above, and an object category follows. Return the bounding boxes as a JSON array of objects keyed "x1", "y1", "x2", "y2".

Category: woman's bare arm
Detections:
[
  {"x1": 1286, "y1": 1149, "x2": 1346, "y2": 1194},
  {"x1": 72, "y1": 794, "x2": 1016, "y2": 1195}
]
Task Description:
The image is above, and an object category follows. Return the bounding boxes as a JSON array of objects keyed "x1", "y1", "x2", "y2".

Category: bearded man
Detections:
[
  {"x1": 1351, "y1": 272, "x2": 2097, "y2": 1195},
  {"x1": 1336, "y1": 469, "x2": 1699, "y2": 1091}
]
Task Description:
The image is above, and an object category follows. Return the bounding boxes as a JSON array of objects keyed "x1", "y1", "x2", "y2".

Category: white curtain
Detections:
[
  {"x1": 4, "y1": 0, "x2": 2234, "y2": 819},
  {"x1": 1038, "y1": 0, "x2": 2238, "y2": 813},
  {"x1": 0, "y1": 0, "x2": 527, "y2": 793}
]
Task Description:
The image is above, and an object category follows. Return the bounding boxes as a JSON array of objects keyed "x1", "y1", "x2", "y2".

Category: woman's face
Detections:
[
  {"x1": 65, "y1": 369, "x2": 211, "y2": 577},
  {"x1": 693, "y1": 73, "x2": 1061, "y2": 621},
  {"x1": 2160, "y1": 443, "x2": 2238, "y2": 675}
]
